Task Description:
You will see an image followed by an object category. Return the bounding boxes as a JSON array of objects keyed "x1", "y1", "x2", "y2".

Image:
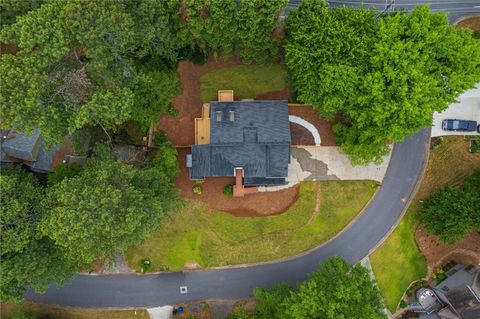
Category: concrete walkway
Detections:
[
  {"x1": 147, "y1": 306, "x2": 173, "y2": 319},
  {"x1": 432, "y1": 83, "x2": 480, "y2": 137},
  {"x1": 260, "y1": 145, "x2": 392, "y2": 192},
  {"x1": 289, "y1": 115, "x2": 321, "y2": 145}
]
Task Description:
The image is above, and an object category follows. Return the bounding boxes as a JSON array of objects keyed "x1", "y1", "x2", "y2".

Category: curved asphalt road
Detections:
[
  {"x1": 26, "y1": 128, "x2": 430, "y2": 307},
  {"x1": 286, "y1": 1, "x2": 480, "y2": 22}
]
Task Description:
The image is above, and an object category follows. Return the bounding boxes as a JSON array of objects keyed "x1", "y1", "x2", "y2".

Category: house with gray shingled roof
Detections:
[
  {"x1": 188, "y1": 99, "x2": 291, "y2": 196},
  {"x1": 1, "y1": 128, "x2": 67, "y2": 173}
]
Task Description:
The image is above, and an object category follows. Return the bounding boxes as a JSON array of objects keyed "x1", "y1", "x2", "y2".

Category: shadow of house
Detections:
[{"x1": 1, "y1": 128, "x2": 70, "y2": 173}]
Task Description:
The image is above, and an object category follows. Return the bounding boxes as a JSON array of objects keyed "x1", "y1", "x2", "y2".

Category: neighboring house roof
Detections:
[
  {"x1": 433, "y1": 266, "x2": 480, "y2": 319},
  {"x1": 1, "y1": 128, "x2": 41, "y2": 161},
  {"x1": 25, "y1": 142, "x2": 63, "y2": 173},
  {"x1": 443, "y1": 287, "x2": 480, "y2": 319},
  {"x1": 1, "y1": 128, "x2": 67, "y2": 173},
  {"x1": 190, "y1": 100, "x2": 291, "y2": 185}
]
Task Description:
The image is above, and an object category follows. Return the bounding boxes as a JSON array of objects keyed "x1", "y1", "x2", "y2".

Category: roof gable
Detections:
[
  {"x1": 1, "y1": 128, "x2": 42, "y2": 161},
  {"x1": 209, "y1": 100, "x2": 291, "y2": 145}
]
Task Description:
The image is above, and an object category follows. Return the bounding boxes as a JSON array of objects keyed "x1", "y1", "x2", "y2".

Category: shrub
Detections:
[
  {"x1": 8, "y1": 311, "x2": 35, "y2": 319},
  {"x1": 227, "y1": 308, "x2": 251, "y2": 319},
  {"x1": 132, "y1": 64, "x2": 181, "y2": 127},
  {"x1": 47, "y1": 163, "x2": 83, "y2": 186},
  {"x1": 139, "y1": 259, "x2": 151, "y2": 274},
  {"x1": 179, "y1": 46, "x2": 208, "y2": 65},
  {"x1": 431, "y1": 137, "x2": 443, "y2": 150},
  {"x1": 419, "y1": 169, "x2": 480, "y2": 244},
  {"x1": 152, "y1": 132, "x2": 179, "y2": 183},
  {"x1": 470, "y1": 140, "x2": 479, "y2": 153},
  {"x1": 193, "y1": 184, "x2": 202, "y2": 195},
  {"x1": 223, "y1": 184, "x2": 234, "y2": 197}
]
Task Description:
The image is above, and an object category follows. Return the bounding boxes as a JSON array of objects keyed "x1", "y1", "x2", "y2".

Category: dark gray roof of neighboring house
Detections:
[
  {"x1": 210, "y1": 100, "x2": 291, "y2": 144},
  {"x1": 1, "y1": 128, "x2": 42, "y2": 161},
  {"x1": 444, "y1": 287, "x2": 480, "y2": 319},
  {"x1": 1, "y1": 128, "x2": 66, "y2": 172},
  {"x1": 26, "y1": 142, "x2": 62, "y2": 173},
  {"x1": 190, "y1": 100, "x2": 291, "y2": 183}
]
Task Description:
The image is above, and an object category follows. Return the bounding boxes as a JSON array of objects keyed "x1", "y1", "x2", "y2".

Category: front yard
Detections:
[
  {"x1": 370, "y1": 136, "x2": 480, "y2": 313},
  {"x1": 125, "y1": 180, "x2": 378, "y2": 271}
]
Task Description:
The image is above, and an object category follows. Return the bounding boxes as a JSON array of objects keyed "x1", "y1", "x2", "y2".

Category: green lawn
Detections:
[
  {"x1": 200, "y1": 64, "x2": 287, "y2": 102},
  {"x1": 0, "y1": 302, "x2": 149, "y2": 319},
  {"x1": 370, "y1": 203, "x2": 427, "y2": 312},
  {"x1": 126, "y1": 181, "x2": 378, "y2": 271},
  {"x1": 370, "y1": 136, "x2": 480, "y2": 313}
]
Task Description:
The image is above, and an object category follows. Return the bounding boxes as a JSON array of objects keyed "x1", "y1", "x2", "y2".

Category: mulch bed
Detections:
[
  {"x1": 157, "y1": 56, "x2": 244, "y2": 147},
  {"x1": 175, "y1": 148, "x2": 299, "y2": 217},
  {"x1": 288, "y1": 105, "x2": 336, "y2": 146},
  {"x1": 415, "y1": 227, "x2": 480, "y2": 274},
  {"x1": 256, "y1": 86, "x2": 291, "y2": 101},
  {"x1": 290, "y1": 123, "x2": 315, "y2": 145}
]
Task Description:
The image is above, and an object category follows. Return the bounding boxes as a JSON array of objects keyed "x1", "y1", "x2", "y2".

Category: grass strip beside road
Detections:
[
  {"x1": 0, "y1": 302, "x2": 149, "y2": 319},
  {"x1": 126, "y1": 181, "x2": 378, "y2": 271},
  {"x1": 370, "y1": 203, "x2": 427, "y2": 312},
  {"x1": 370, "y1": 136, "x2": 480, "y2": 313},
  {"x1": 200, "y1": 64, "x2": 287, "y2": 102}
]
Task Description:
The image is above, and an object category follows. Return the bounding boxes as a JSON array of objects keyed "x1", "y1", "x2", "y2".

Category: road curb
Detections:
[
  {"x1": 453, "y1": 14, "x2": 480, "y2": 26},
  {"x1": 366, "y1": 129, "x2": 431, "y2": 257}
]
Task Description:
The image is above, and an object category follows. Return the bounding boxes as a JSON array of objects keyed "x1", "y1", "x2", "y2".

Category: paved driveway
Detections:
[
  {"x1": 432, "y1": 84, "x2": 480, "y2": 137},
  {"x1": 260, "y1": 146, "x2": 392, "y2": 192}
]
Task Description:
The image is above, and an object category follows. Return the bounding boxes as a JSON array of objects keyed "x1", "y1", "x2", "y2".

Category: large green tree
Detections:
[
  {"x1": 240, "y1": 257, "x2": 385, "y2": 319},
  {"x1": 419, "y1": 169, "x2": 480, "y2": 244},
  {"x1": 285, "y1": 0, "x2": 480, "y2": 164},
  {"x1": 182, "y1": 0, "x2": 238, "y2": 57},
  {"x1": 237, "y1": 0, "x2": 287, "y2": 63},
  {"x1": 0, "y1": 0, "x2": 180, "y2": 144},
  {"x1": 280, "y1": 257, "x2": 385, "y2": 319},
  {"x1": 0, "y1": 167, "x2": 75, "y2": 301},
  {"x1": 39, "y1": 159, "x2": 177, "y2": 265}
]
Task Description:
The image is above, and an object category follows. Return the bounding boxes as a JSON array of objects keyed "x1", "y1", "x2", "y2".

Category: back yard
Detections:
[
  {"x1": 370, "y1": 136, "x2": 480, "y2": 313},
  {"x1": 200, "y1": 64, "x2": 287, "y2": 102},
  {"x1": 126, "y1": 180, "x2": 378, "y2": 271}
]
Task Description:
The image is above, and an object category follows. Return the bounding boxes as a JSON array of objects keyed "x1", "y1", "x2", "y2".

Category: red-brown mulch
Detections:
[
  {"x1": 175, "y1": 148, "x2": 299, "y2": 217},
  {"x1": 290, "y1": 123, "x2": 315, "y2": 145},
  {"x1": 256, "y1": 87, "x2": 291, "y2": 101},
  {"x1": 157, "y1": 56, "x2": 244, "y2": 147},
  {"x1": 415, "y1": 227, "x2": 480, "y2": 274},
  {"x1": 288, "y1": 105, "x2": 336, "y2": 146}
]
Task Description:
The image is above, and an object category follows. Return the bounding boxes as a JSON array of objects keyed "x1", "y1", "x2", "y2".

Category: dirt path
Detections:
[{"x1": 307, "y1": 182, "x2": 321, "y2": 225}]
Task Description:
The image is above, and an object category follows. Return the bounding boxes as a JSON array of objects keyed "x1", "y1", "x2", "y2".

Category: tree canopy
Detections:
[
  {"x1": 229, "y1": 257, "x2": 385, "y2": 319},
  {"x1": 40, "y1": 158, "x2": 177, "y2": 265},
  {"x1": 0, "y1": 167, "x2": 75, "y2": 301},
  {"x1": 1, "y1": 0, "x2": 285, "y2": 144},
  {"x1": 419, "y1": 169, "x2": 480, "y2": 244},
  {"x1": 285, "y1": 0, "x2": 480, "y2": 164}
]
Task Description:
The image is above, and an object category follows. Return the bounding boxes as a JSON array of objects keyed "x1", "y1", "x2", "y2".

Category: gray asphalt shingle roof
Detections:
[
  {"x1": 190, "y1": 100, "x2": 291, "y2": 184},
  {"x1": 1, "y1": 128, "x2": 42, "y2": 161}
]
